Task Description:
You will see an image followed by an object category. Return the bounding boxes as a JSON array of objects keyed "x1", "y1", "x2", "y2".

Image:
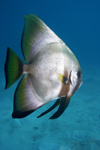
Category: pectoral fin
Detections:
[
  {"x1": 37, "y1": 99, "x2": 60, "y2": 118},
  {"x1": 49, "y1": 96, "x2": 70, "y2": 119}
]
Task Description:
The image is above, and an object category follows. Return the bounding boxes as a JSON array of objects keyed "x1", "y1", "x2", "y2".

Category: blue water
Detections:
[{"x1": 0, "y1": 0, "x2": 100, "y2": 150}]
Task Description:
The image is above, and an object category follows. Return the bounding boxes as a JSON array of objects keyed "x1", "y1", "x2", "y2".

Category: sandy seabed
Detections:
[{"x1": 0, "y1": 65, "x2": 100, "y2": 150}]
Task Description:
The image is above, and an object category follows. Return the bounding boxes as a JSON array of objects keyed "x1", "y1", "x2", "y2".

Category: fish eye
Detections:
[{"x1": 77, "y1": 71, "x2": 81, "y2": 78}]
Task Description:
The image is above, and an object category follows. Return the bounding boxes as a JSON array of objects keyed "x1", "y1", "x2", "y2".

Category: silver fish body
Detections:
[{"x1": 5, "y1": 14, "x2": 82, "y2": 119}]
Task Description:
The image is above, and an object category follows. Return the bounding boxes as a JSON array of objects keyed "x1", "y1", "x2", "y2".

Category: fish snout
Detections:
[{"x1": 67, "y1": 70, "x2": 82, "y2": 97}]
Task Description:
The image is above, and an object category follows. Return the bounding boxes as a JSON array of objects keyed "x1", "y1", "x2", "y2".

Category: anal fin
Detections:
[{"x1": 12, "y1": 75, "x2": 43, "y2": 118}]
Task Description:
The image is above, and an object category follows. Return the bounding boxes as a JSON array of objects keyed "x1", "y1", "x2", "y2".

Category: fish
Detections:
[{"x1": 4, "y1": 14, "x2": 82, "y2": 119}]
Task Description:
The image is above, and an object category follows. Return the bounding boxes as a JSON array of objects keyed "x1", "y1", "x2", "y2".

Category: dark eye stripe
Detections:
[
  {"x1": 63, "y1": 76, "x2": 68, "y2": 84},
  {"x1": 69, "y1": 71, "x2": 72, "y2": 85},
  {"x1": 63, "y1": 71, "x2": 72, "y2": 85}
]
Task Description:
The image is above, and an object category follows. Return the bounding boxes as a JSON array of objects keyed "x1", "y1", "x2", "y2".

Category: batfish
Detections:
[{"x1": 5, "y1": 14, "x2": 82, "y2": 119}]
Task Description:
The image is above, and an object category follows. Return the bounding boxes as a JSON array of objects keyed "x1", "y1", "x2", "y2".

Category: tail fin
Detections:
[{"x1": 5, "y1": 47, "x2": 24, "y2": 89}]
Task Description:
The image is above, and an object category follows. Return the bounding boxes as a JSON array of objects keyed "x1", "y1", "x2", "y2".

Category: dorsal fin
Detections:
[{"x1": 21, "y1": 14, "x2": 62, "y2": 63}]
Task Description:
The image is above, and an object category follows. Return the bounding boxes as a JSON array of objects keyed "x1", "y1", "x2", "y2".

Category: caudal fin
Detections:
[{"x1": 5, "y1": 48, "x2": 24, "y2": 89}]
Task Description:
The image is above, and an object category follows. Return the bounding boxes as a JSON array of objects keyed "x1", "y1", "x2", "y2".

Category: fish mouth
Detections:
[{"x1": 67, "y1": 80, "x2": 82, "y2": 98}]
